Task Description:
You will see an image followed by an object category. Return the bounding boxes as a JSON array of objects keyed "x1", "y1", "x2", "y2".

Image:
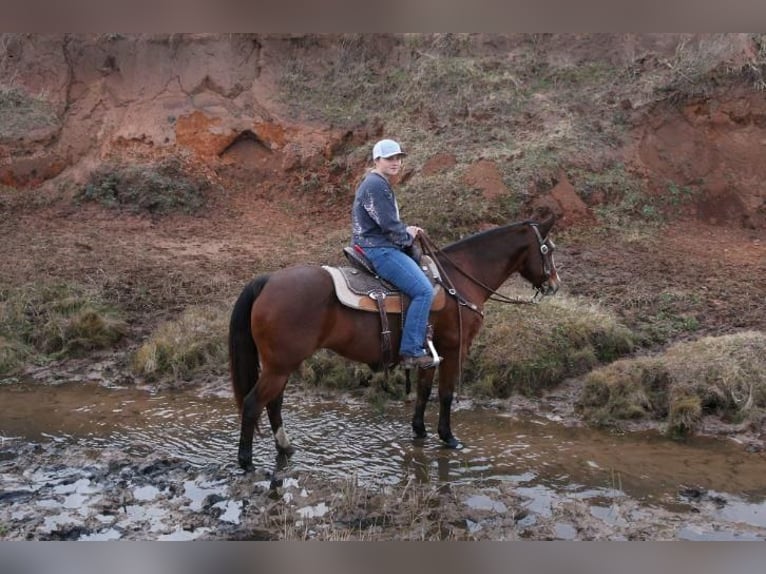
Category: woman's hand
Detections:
[{"x1": 406, "y1": 225, "x2": 423, "y2": 238}]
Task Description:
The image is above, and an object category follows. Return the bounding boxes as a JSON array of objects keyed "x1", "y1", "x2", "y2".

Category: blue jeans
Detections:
[{"x1": 363, "y1": 247, "x2": 435, "y2": 358}]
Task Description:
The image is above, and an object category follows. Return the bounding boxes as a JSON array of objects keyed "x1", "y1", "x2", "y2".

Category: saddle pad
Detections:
[{"x1": 322, "y1": 265, "x2": 446, "y2": 314}]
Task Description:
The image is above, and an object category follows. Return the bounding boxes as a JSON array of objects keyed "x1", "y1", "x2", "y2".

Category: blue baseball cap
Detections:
[{"x1": 372, "y1": 139, "x2": 407, "y2": 160}]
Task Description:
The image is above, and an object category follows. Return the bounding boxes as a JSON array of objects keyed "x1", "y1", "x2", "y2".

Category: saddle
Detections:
[
  {"x1": 322, "y1": 247, "x2": 446, "y2": 314},
  {"x1": 322, "y1": 246, "x2": 446, "y2": 374}
]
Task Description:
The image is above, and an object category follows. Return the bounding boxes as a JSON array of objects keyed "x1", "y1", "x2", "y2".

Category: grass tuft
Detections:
[
  {"x1": 0, "y1": 283, "x2": 127, "y2": 375},
  {"x1": 465, "y1": 292, "x2": 635, "y2": 398},
  {"x1": 577, "y1": 331, "x2": 766, "y2": 436},
  {"x1": 132, "y1": 304, "x2": 228, "y2": 381},
  {"x1": 668, "y1": 392, "x2": 703, "y2": 437},
  {"x1": 298, "y1": 350, "x2": 410, "y2": 404}
]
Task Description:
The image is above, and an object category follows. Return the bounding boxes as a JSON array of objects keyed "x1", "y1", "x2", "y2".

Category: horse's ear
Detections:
[{"x1": 539, "y1": 211, "x2": 556, "y2": 236}]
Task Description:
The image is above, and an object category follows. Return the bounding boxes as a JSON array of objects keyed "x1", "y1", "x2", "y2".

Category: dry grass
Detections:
[
  {"x1": 0, "y1": 334, "x2": 31, "y2": 377},
  {"x1": 402, "y1": 170, "x2": 520, "y2": 242},
  {"x1": 0, "y1": 283, "x2": 127, "y2": 376},
  {"x1": 276, "y1": 34, "x2": 761, "y2": 242},
  {"x1": 250, "y1": 473, "x2": 525, "y2": 540},
  {"x1": 577, "y1": 331, "x2": 766, "y2": 436},
  {"x1": 465, "y1": 291, "x2": 636, "y2": 397},
  {"x1": 132, "y1": 304, "x2": 229, "y2": 382},
  {"x1": 659, "y1": 34, "x2": 757, "y2": 97}
]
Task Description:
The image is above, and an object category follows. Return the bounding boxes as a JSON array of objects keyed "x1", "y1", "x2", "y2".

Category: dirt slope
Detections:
[{"x1": 1, "y1": 34, "x2": 764, "y2": 230}]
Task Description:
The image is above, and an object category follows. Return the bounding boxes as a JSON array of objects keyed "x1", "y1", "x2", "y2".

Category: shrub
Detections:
[
  {"x1": 79, "y1": 157, "x2": 209, "y2": 214},
  {"x1": 0, "y1": 84, "x2": 58, "y2": 140}
]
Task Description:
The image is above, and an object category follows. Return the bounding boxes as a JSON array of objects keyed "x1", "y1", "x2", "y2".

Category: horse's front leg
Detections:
[
  {"x1": 411, "y1": 368, "x2": 436, "y2": 439},
  {"x1": 238, "y1": 371, "x2": 290, "y2": 471},
  {"x1": 436, "y1": 351, "x2": 462, "y2": 449}
]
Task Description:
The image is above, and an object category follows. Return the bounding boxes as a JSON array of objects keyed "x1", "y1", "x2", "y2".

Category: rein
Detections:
[{"x1": 418, "y1": 227, "x2": 546, "y2": 312}]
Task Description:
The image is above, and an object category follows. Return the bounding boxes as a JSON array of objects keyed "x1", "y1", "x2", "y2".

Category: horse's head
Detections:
[{"x1": 520, "y1": 214, "x2": 560, "y2": 298}]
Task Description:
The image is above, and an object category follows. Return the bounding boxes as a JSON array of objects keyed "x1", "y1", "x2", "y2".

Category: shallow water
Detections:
[{"x1": 2, "y1": 380, "x2": 766, "y2": 536}]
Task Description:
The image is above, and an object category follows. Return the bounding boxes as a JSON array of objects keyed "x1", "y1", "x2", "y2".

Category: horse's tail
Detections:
[{"x1": 229, "y1": 275, "x2": 270, "y2": 412}]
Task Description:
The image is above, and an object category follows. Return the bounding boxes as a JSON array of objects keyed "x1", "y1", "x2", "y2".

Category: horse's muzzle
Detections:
[{"x1": 540, "y1": 275, "x2": 561, "y2": 297}]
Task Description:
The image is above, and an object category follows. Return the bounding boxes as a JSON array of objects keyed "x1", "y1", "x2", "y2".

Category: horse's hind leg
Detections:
[
  {"x1": 238, "y1": 385, "x2": 260, "y2": 471},
  {"x1": 267, "y1": 391, "x2": 295, "y2": 456},
  {"x1": 238, "y1": 371, "x2": 290, "y2": 471}
]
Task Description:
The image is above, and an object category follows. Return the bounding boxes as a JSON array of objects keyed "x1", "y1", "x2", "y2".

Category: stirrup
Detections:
[{"x1": 426, "y1": 337, "x2": 443, "y2": 367}]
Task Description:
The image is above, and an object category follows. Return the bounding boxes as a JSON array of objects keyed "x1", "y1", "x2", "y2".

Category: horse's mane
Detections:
[{"x1": 442, "y1": 220, "x2": 536, "y2": 253}]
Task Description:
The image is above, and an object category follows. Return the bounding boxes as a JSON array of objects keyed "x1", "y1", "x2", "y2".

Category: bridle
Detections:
[{"x1": 528, "y1": 223, "x2": 557, "y2": 300}]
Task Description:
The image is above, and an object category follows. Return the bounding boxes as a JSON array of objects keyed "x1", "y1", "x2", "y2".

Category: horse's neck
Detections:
[{"x1": 442, "y1": 230, "x2": 525, "y2": 301}]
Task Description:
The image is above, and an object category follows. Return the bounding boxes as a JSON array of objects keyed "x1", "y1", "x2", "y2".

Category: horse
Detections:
[{"x1": 229, "y1": 214, "x2": 560, "y2": 471}]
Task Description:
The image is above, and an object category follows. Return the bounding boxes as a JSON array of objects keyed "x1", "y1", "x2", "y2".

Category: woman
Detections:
[{"x1": 351, "y1": 139, "x2": 436, "y2": 369}]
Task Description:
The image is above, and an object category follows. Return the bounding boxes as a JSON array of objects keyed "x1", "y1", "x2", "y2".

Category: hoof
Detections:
[
  {"x1": 412, "y1": 427, "x2": 427, "y2": 440},
  {"x1": 238, "y1": 454, "x2": 255, "y2": 472},
  {"x1": 276, "y1": 444, "x2": 296, "y2": 457},
  {"x1": 441, "y1": 436, "x2": 463, "y2": 450}
]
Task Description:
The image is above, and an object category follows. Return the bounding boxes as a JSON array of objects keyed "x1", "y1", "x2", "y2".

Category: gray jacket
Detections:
[{"x1": 351, "y1": 172, "x2": 413, "y2": 249}]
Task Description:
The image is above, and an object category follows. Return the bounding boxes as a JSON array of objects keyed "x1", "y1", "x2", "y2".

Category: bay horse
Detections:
[{"x1": 229, "y1": 214, "x2": 560, "y2": 471}]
